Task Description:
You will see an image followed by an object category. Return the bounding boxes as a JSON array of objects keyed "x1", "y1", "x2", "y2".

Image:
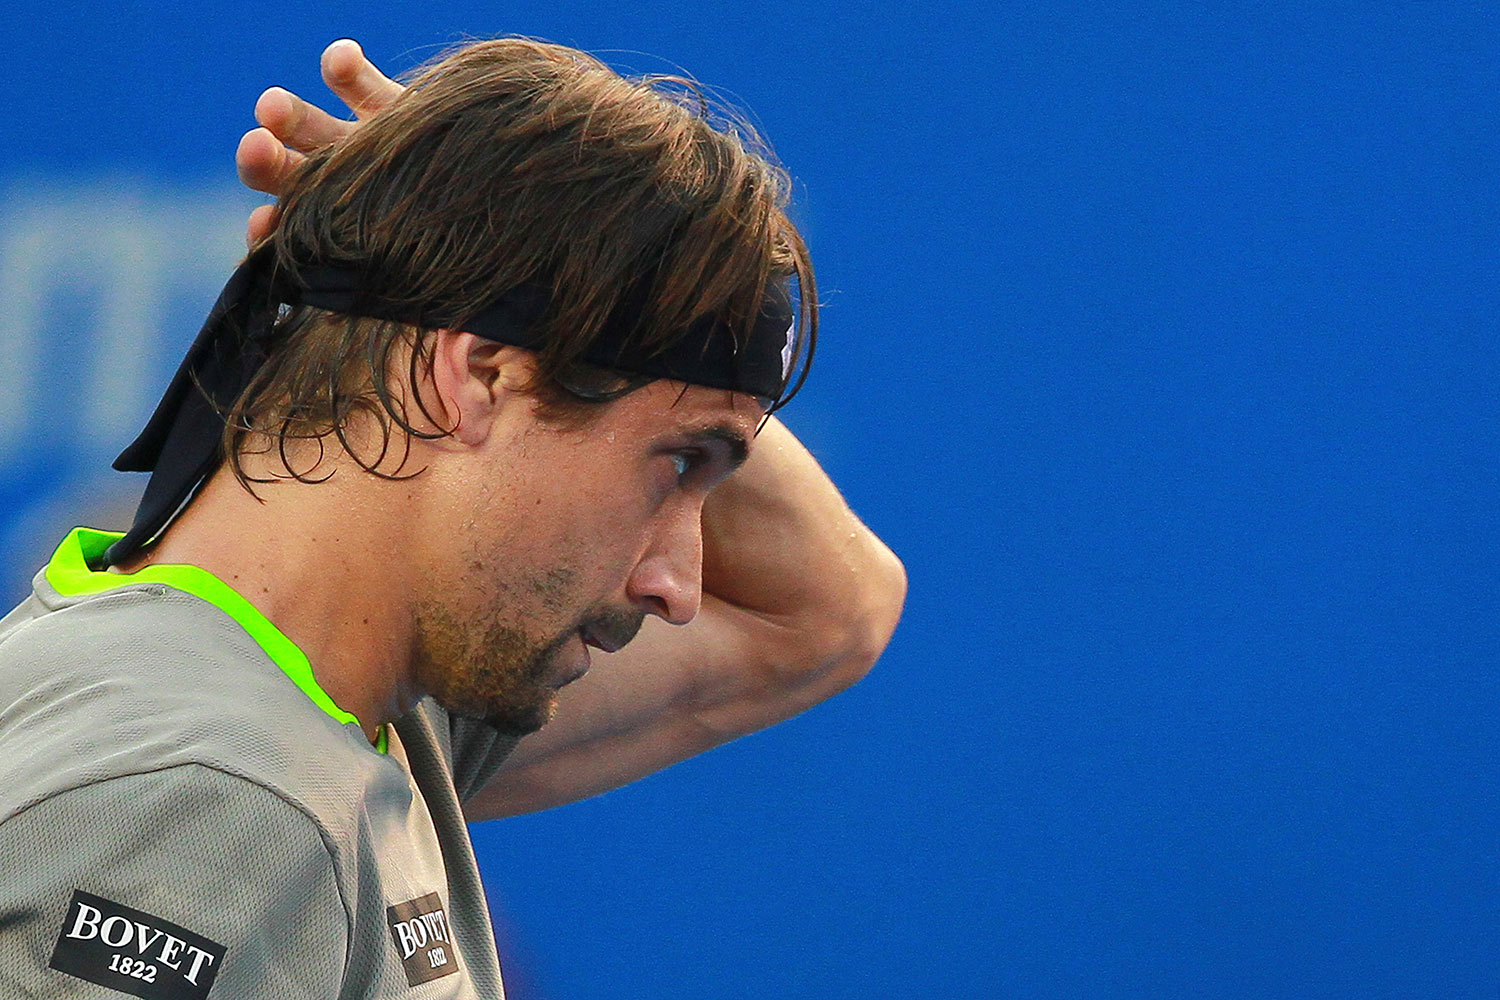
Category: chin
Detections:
[
  {"x1": 415, "y1": 612, "x2": 577, "y2": 736},
  {"x1": 473, "y1": 689, "x2": 558, "y2": 737}
]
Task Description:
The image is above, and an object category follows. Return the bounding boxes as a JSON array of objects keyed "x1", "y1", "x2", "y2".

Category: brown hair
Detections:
[{"x1": 226, "y1": 37, "x2": 816, "y2": 484}]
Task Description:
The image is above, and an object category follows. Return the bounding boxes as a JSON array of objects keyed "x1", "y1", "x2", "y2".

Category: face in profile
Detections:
[{"x1": 410, "y1": 378, "x2": 760, "y2": 734}]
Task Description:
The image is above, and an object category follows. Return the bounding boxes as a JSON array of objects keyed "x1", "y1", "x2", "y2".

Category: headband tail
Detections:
[{"x1": 104, "y1": 251, "x2": 275, "y2": 566}]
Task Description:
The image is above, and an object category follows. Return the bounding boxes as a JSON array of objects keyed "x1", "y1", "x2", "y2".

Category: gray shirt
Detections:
[{"x1": 0, "y1": 528, "x2": 520, "y2": 999}]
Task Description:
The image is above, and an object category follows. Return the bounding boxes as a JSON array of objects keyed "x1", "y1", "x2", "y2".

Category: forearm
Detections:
[{"x1": 468, "y1": 594, "x2": 881, "y2": 820}]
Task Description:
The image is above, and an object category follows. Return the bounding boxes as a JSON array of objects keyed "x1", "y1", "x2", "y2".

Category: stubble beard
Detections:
[
  {"x1": 412, "y1": 599, "x2": 571, "y2": 736},
  {"x1": 410, "y1": 556, "x2": 647, "y2": 736}
]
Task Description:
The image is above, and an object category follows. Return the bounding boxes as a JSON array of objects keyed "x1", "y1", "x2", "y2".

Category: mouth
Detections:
[
  {"x1": 550, "y1": 617, "x2": 641, "y2": 692},
  {"x1": 540, "y1": 635, "x2": 591, "y2": 691},
  {"x1": 580, "y1": 608, "x2": 647, "y2": 655},
  {"x1": 580, "y1": 623, "x2": 626, "y2": 655}
]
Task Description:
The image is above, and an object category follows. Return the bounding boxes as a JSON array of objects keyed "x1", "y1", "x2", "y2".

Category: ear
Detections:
[{"x1": 427, "y1": 331, "x2": 515, "y2": 446}]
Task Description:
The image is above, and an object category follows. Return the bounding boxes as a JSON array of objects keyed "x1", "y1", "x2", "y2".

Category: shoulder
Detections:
[
  {"x1": 0, "y1": 764, "x2": 349, "y2": 999},
  {"x1": 0, "y1": 762, "x2": 338, "y2": 869},
  {"x1": 0, "y1": 584, "x2": 394, "y2": 838}
]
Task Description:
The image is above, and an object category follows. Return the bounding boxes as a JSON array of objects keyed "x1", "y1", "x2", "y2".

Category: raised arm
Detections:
[{"x1": 464, "y1": 416, "x2": 906, "y2": 818}]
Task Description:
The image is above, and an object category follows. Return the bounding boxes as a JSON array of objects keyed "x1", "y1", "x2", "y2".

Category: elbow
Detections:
[
  {"x1": 837, "y1": 539, "x2": 908, "y2": 687},
  {"x1": 800, "y1": 537, "x2": 907, "y2": 698}
]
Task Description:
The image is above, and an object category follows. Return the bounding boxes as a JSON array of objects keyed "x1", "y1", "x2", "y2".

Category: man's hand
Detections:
[{"x1": 235, "y1": 39, "x2": 404, "y2": 246}]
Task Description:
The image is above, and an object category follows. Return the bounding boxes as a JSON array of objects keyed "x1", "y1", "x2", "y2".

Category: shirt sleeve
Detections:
[{"x1": 0, "y1": 764, "x2": 348, "y2": 999}]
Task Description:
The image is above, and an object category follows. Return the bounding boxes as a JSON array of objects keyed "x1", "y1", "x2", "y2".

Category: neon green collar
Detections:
[{"x1": 45, "y1": 527, "x2": 387, "y2": 754}]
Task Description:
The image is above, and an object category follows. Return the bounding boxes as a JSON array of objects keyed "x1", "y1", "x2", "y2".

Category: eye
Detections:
[{"x1": 669, "y1": 451, "x2": 700, "y2": 480}]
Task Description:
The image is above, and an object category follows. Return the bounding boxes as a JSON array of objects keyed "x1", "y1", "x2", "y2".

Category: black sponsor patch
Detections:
[
  {"x1": 49, "y1": 890, "x2": 226, "y2": 1000},
  {"x1": 386, "y1": 892, "x2": 459, "y2": 986}
]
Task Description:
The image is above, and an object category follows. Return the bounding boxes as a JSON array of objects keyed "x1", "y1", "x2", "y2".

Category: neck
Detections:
[{"x1": 115, "y1": 463, "x2": 420, "y2": 744}]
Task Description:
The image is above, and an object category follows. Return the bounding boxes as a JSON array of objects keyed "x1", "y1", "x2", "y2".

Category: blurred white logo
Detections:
[{"x1": 0, "y1": 182, "x2": 248, "y2": 593}]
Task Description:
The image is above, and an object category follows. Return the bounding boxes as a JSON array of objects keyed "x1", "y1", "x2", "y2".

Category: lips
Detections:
[
  {"x1": 581, "y1": 611, "x2": 646, "y2": 654},
  {"x1": 537, "y1": 634, "x2": 590, "y2": 691},
  {"x1": 553, "y1": 618, "x2": 640, "y2": 690},
  {"x1": 580, "y1": 625, "x2": 623, "y2": 654}
]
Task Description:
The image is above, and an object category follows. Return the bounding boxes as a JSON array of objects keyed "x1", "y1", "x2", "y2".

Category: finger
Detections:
[
  {"x1": 246, "y1": 204, "x2": 281, "y2": 248},
  {"x1": 254, "y1": 86, "x2": 355, "y2": 153},
  {"x1": 321, "y1": 38, "x2": 404, "y2": 119},
  {"x1": 236, "y1": 126, "x2": 306, "y2": 195}
]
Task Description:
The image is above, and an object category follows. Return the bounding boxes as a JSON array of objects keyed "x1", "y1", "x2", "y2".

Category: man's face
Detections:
[{"x1": 410, "y1": 378, "x2": 760, "y2": 734}]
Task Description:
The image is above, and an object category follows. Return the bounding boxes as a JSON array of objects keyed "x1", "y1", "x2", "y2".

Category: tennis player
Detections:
[{"x1": 0, "y1": 37, "x2": 905, "y2": 998}]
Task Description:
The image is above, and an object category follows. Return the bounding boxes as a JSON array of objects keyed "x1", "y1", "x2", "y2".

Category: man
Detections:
[{"x1": 0, "y1": 37, "x2": 905, "y2": 998}]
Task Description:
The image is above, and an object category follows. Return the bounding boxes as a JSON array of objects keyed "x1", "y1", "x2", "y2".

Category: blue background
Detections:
[{"x1": 2, "y1": 2, "x2": 1497, "y2": 997}]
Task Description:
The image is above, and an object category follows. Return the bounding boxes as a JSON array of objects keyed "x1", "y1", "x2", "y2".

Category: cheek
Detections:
[
  {"x1": 491, "y1": 442, "x2": 670, "y2": 594},
  {"x1": 556, "y1": 505, "x2": 675, "y2": 605}
]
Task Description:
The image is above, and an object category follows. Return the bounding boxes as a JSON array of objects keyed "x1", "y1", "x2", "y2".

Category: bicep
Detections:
[{"x1": 0, "y1": 765, "x2": 347, "y2": 998}]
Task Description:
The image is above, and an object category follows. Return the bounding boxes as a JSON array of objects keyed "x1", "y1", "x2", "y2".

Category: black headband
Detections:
[{"x1": 104, "y1": 247, "x2": 798, "y2": 566}]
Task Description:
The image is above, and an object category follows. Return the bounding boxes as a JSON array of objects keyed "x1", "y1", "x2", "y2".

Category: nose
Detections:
[{"x1": 625, "y1": 506, "x2": 703, "y2": 626}]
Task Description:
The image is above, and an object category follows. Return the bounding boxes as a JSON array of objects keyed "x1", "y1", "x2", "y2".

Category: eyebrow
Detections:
[{"x1": 686, "y1": 425, "x2": 751, "y2": 470}]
